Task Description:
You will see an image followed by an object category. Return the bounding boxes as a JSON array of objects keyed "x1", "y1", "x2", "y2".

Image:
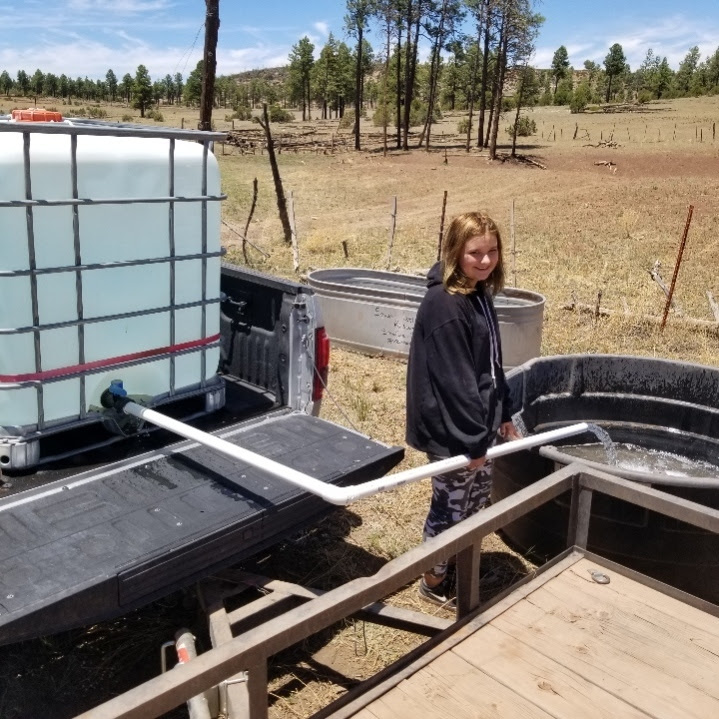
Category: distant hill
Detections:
[{"x1": 230, "y1": 67, "x2": 288, "y2": 85}]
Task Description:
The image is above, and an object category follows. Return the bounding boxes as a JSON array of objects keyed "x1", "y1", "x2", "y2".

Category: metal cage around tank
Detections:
[{"x1": 0, "y1": 117, "x2": 228, "y2": 468}]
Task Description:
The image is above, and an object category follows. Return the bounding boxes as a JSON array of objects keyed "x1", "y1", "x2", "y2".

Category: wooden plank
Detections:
[
  {"x1": 367, "y1": 686, "x2": 457, "y2": 719},
  {"x1": 533, "y1": 567, "x2": 719, "y2": 697},
  {"x1": 453, "y1": 624, "x2": 652, "y2": 719},
  {"x1": 395, "y1": 650, "x2": 555, "y2": 718},
  {"x1": 580, "y1": 551, "x2": 719, "y2": 619},
  {"x1": 567, "y1": 559, "x2": 719, "y2": 638},
  {"x1": 348, "y1": 710, "x2": 381, "y2": 719},
  {"x1": 493, "y1": 579, "x2": 719, "y2": 719},
  {"x1": 318, "y1": 551, "x2": 585, "y2": 719}
]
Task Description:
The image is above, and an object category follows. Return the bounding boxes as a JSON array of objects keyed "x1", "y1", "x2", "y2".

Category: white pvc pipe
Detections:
[{"x1": 123, "y1": 402, "x2": 589, "y2": 506}]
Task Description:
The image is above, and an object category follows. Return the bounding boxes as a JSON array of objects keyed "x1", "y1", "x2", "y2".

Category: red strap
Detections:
[{"x1": 0, "y1": 334, "x2": 220, "y2": 383}]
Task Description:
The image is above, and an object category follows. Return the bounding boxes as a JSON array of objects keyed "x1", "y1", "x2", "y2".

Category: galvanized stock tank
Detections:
[{"x1": 306, "y1": 268, "x2": 545, "y2": 369}]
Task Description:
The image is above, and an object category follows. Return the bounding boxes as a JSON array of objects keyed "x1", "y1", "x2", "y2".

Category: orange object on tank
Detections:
[{"x1": 11, "y1": 108, "x2": 63, "y2": 122}]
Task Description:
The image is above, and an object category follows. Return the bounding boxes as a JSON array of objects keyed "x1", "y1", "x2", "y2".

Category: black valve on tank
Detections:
[
  {"x1": 101, "y1": 379, "x2": 130, "y2": 409},
  {"x1": 100, "y1": 379, "x2": 144, "y2": 436}
]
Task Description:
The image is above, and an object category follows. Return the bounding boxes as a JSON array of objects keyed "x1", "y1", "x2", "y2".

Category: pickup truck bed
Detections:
[{"x1": 0, "y1": 386, "x2": 402, "y2": 644}]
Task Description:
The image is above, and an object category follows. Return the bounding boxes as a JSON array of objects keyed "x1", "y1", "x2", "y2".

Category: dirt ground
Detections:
[{"x1": 2, "y1": 95, "x2": 719, "y2": 718}]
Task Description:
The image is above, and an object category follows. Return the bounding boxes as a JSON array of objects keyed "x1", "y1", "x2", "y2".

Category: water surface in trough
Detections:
[{"x1": 561, "y1": 442, "x2": 719, "y2": 478}]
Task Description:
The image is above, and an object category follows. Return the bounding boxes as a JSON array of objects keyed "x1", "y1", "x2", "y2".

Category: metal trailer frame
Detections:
[{"x1": 75, "y1": 462, "x2": 719, "y2": 719}]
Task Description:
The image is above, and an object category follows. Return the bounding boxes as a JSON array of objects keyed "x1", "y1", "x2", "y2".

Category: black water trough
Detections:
[{"x1": 492, "y1": 354, "x2": 719, "y2": 604}]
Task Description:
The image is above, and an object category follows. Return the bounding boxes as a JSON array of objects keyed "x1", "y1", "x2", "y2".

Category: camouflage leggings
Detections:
[{"x1": 423, "y1": 453, "x2": 494, "y2": 578}]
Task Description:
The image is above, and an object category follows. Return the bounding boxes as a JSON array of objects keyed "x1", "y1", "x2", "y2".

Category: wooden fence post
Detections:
[
  {"x1": 436, "y1": 190, "x2": 448, "y2": 261},
  {"x1": 386, "y1": 196, "x2": 397, "y2": 270},
  {"x1": 289, "y1": 190, "x2": 299, "y2": 273}
]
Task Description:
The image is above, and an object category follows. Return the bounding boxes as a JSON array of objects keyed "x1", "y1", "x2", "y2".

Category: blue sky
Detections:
[{"x1": 0, "y1": 1, "x2": 717, "y2": 81}]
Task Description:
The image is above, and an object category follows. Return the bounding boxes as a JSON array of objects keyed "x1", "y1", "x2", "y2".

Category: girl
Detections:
[{"x1": 406, "y1": 211, "x2": 519, "y2": 606}]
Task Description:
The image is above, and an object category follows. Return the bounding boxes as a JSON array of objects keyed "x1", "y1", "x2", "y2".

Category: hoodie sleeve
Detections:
[{"x1": 424, "y1": 316, "x2": 494, "y2": 459}]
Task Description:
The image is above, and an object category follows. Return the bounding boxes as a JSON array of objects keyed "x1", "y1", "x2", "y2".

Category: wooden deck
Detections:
[{"x1": 350, "y1": 556, "x2": 719, "y2": 719}]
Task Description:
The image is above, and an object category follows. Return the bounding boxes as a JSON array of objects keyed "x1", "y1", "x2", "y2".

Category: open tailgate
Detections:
[{"x1": 0, "y1": 410, "x2": 402, "y2": 644}]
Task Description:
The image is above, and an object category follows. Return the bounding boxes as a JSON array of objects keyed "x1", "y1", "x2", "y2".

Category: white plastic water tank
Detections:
[{"x1": 0, "y1": 112, "x2": 226, "y2": 444}]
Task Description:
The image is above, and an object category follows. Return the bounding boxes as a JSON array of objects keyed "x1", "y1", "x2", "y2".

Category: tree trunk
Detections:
[
  {"x1": 511, "y1": 75, "x2": 525, "y2": 157},
  {"x1": 403, "y1": 12, "x2": 422, "y2": 150},
  {"x1": 466, "y1": 37, "x2": 481, "y2": 151},
  {"x1": 419, "y1": 0, "x2": 449, "y2": 150},
  {"x1": 418, "y1": 35, "x2": 441, "y2": 148},
  {"x1": 306, "y1": 76, "x2": 312, "y2": 120},
  {"x1": 477, "y1": 1, "x2": 491, "y2": 148},
  {"x1": 488, "y1": 28, "x2": 508, "y2": 160},
  {"x1": 258, "y1": 104, "x2": 292, "y2": 245},
  {"x1": 484, "y1": 60, "x2": 499, "y2": 148},
  {"x1": 383, "y1": 22, "x2": 391, "y2": 157},
  {"x1": 354, "y1": 26, "x2": 363, "y2": 150},
  {"x1": 402, "y1": 0, "x2": 414, "y2": 150},
  {"x1": 396, "y1": 27, "x2": 402, "y2": 149},
  {"x1": 199, "y1": 0, "x2": 220, "y2": 131}
]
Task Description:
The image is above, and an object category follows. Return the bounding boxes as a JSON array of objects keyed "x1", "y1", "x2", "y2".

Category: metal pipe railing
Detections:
[{"x1": 122, "y1": 401, "x2": 589, "y2": 506}]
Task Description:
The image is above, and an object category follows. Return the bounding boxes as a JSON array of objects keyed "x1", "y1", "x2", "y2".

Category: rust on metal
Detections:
[{"x1": 661, "y1": 205, "x2": 694, "y2": 331}]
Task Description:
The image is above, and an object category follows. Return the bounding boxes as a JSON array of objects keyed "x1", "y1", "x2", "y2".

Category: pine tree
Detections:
[
  {"x1": 120, "y1": 73, "x2": 133, "y2": 104},
  {"x1": 106, "y1": 69, "x2": 118, "y2": 102},
  {"x1": 288, "y1": 36, "x2": 315, "y2": 121},
  {"x1": 0, "y1": 70, "x2": 12, "y2": 97},
  {"x1": 604, "y1": 43, "x2": 627, "y2": 102},
  {"x1": 132, "y1": 64, "x2": 153, "y2": 118},
  {"x1": 551, "y1": 45, "x2": 570, "y2": 93}
]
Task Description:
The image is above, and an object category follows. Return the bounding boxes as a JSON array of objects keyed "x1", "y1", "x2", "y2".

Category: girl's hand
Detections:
[
  {"x1": 499, "y1": 421, "x2": 521, "y2": 441},
  {"x1": 467, "y1": 456, "x2": 487, "y2": 469}
]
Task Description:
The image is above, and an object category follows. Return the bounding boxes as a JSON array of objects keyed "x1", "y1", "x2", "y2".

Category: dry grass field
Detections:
[
  {"x1": 212, "y1": 96, "x2": 719, "y2": 719},
  {"x1": 2, "y1": 95, "x2": 719, "y2": 718}
]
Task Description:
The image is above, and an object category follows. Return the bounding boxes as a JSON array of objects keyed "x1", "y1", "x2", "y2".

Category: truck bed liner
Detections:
[{"x1": 0, "y1": 411, "x2": 402, "y2": 644}]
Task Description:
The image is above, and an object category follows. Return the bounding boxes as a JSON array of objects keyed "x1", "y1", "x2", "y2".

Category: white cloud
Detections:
[
  {"x1": 313, "y1": 21, "x2": 330, "y2": 37},
  {"x1": 0, "y1": 35, "x2": 293, "y2": 78},
  {"x1": 538, "y1": 14, "x2": 719, "y2": 70},
  {"x1": 0, "y1": 39, "x2": 201, "y2": 79},
  {"x1": 609, "y1": 16, "x2": 719, "y2": 68},
  {"x1": 68, "y1": 0, "x2": 173, "y2": 12}
]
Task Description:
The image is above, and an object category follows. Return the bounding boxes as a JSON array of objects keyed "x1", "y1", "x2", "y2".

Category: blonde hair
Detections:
[{"x1": 440, "y1": 212, "x2": 505, "y2": 295}]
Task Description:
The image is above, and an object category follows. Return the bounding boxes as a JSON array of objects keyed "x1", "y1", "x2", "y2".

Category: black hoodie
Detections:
[{"x1": 406, "y1": 262, "x2": 511, "y2": 459}]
